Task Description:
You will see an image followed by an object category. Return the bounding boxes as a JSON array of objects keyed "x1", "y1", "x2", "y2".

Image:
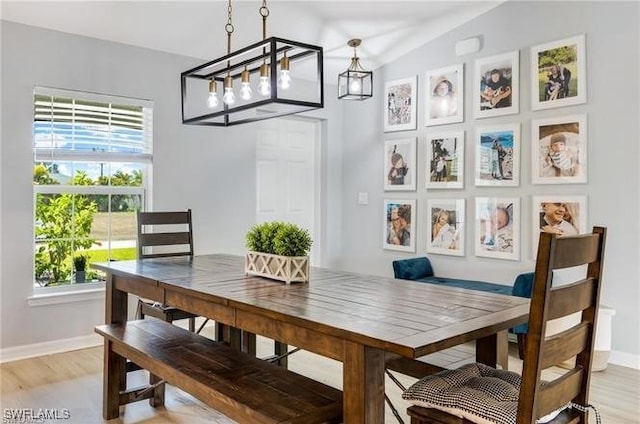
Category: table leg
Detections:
[
  {"x1": 475, "y1": 330, "x2": 508, "y2": 369},
  {"x1": 273, "y1": 341, "x2": 289, "y2": 368},
  {"x1": 496, "y1": 330, "x2": 509, "y2": 370},
  {"x1": 343, "y1": 341, "x2": 385, "y2": 423},
  {"x1": 242, "y1": 331, "x2": 257, "y2": 356}
]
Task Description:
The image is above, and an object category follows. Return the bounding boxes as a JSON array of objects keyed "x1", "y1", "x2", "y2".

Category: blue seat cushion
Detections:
[{"x1": 392, "y1": 257, "x2": 434, "y2": 280}]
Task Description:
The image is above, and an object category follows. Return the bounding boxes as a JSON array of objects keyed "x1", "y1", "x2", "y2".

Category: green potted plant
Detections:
[
  {"x1": 245, "y1": 221, "x2": 312, "y2": 284},
  {"x1": 73, "y1": 254, "x2": 87, "y2": 284}
]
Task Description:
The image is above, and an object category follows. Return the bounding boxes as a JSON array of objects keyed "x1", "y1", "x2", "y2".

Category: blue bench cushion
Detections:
[
  {"x1": 417, "y1": 276, "x2": 512, "y2": 296},
  {"x1": 392, "y1": 257, "x2": 434, "y2": 280},
  {"x1": 393, "y1": 257, "x2": 532, "y2": 334}
]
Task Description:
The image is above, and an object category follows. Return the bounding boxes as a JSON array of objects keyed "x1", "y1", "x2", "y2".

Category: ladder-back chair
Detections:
[
  {"x1": 403, "y1": 226, "x2": 607, "y2": 424},
  {"x1": 136, "y1": 209, "x2": 201, "y2": 332}
]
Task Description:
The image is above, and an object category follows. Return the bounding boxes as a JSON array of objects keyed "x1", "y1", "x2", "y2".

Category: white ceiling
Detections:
[{"x1": 1, "y1": 1, "x2": 502, "y2": 77}]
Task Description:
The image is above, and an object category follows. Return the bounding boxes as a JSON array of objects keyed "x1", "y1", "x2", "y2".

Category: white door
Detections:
[{"x1": 256, "y1": 117, "x2": 320, "y2": 264}]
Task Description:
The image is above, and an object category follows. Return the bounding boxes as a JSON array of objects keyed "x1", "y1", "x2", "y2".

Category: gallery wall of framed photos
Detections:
[
  {"x1": 382, "y1": 33, "x2": 589, "y2": 262},
  {"x1": 342, "y1": 0, "x2": 638, "y2": 362}
]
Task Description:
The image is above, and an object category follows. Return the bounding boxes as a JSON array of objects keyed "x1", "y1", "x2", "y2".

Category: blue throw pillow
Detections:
[{"x1": 392, "y1": 257, "x2": 434, "y2": 280}]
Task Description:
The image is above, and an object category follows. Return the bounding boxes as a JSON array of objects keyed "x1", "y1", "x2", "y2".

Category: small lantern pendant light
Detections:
[{"x1": 338, "y1": 38, "x2": 373, "y2": 100}]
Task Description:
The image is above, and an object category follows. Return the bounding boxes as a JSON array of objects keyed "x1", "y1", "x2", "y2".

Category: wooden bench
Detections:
[{"x1": 95, "y1": 319, "x2": 343, "y2": 424}]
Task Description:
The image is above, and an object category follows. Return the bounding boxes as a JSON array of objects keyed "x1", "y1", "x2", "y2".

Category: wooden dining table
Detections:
[{"x1": 94, "y1": 254, "x2": 529, "y2": 423}]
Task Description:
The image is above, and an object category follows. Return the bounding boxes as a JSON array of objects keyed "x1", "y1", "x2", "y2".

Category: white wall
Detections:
[
  {"x1": 0, "y1": 21, "x2": 343, "y2": 349},
  {"x1": 339, "y1": 1, "x2": 639, "y2": 360}
]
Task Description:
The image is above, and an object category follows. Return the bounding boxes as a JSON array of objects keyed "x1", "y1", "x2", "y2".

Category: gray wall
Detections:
[
  {"x1": 340, "y1": 1, "x2": 639, "y2": 359},
  {"x1": 0, "y1": 21, "x2": 343, "y2": 348},
  {"x1": 1, "y1": 0, "x2": 639, "y2": 362}
]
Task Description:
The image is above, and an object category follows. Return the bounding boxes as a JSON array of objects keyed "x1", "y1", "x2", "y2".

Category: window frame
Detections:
[{"x1": 32, "y1": 86, "x2": 153, "y2": 295}]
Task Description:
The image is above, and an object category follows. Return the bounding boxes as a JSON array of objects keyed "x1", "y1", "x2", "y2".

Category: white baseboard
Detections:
[
  {"x1": 0, "y1": 333, "x2": 102, "y2": 364},
  {"x1": 609, "y1": 350, "x2": 640, "y2": 370}
]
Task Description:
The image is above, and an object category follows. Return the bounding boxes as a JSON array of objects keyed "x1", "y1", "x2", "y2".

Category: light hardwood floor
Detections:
[{"x1": 2, "y1": 328, "x2": 639, "y2": 423}]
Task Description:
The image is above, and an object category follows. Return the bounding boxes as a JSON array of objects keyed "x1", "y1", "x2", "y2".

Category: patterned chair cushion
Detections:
[
  {"x1": 392, "y1": 257, "x2": 434, "y2": 280},
  {"x1": 402, "y1": 363, "x2": 565, "y2": 424}
]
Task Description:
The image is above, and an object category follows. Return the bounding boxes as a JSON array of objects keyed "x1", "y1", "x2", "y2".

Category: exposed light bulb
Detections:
[
  {"x1": 240, "y1": 67, "x2": 252, "y2": 100},
  {"x1": 279, "y1": 70, "x2": 291, "y2": 89},
  {"x1": 222, "y1": 75, "x2": 235, "y2": 105},
  {"x1": 350, "y1": 78, "x2": 362, "y2": 93},
  {"x1": 223, "y1": 87, "x2": 236, "y2": 105},
  {"x1": 279, "y1": 54, "x2": 291, "y2": 90},
  {"x1": 207, "y1": 80, "x2": 219, "y2": 108},
  {"x1": 240, "y1": 83, "x2": 253, "y2": 100},
  {"x1": 258, "y1": 63, "x2": 271, "y2": 96},
  {"x1": 207, "y1": 92, "x2": 219, "y2": 108},
  {"x1": 258, "y1": 77, "x2": 271, "y2": 96}
]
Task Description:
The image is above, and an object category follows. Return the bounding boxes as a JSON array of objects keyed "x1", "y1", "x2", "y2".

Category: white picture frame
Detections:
[
  {"x1": 426, "y1": 131, "x2": 464, "y2": 189},
  {"x1": 531, "y1": 195, "x2": 587, "y2": 258},
  {"x1": 384, "y1": 76, "x2": 418, "y2": 132},
  {"x1": 426, "y1": 198, "x2": 465, "y2": 257},
  {"x1": 384, "y1": 138, "x2": 417, "y2": 191},
  {"x1": 475, "y1": 197, "x2": 520, "y2": 261},
  {"x1": 531, "y1": 114, "x2": 588, "y2": 184},
  {"x1": 531, "y1": 34, "x2": 587, "y2": 111},
  {"x1": 475, "y1": 123, "x2": 520, "y2": 187},
  {"x1": 383, "y1": 199, "x2": 416, "y2": 252},
  {"x1": 425, "y1": 64, "x2": 464, "y2": 127},
  {"x1": 474, "y1": 51, "x2": 519, "y2": 119}
]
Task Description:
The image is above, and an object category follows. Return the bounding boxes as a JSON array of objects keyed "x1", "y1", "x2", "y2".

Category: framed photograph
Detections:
[
  {"x1": 384, "y1": 138, "x2": 417, "y2": 191},
  {"x1": 425, "y1": 64, "x2": 464, "y2": 127},
  {"x1": 532, "y1": 114, "x2": 587, "y2": 184},
  {"x1": 384, "y1": 76, "x2": 417, "y2": 132},
  {"x1": 426, "y1": 131, "x2": 464, "y2": 189},
  {"x1": 427, "y1": 198, "x2": 465, "y2": 257},
  {"x1": 531, "y1": 34, "x2": 586, "y2": 111},
  {"x1": 531, "y1": 195, "x2": 587, "y2": 258},
  {"x1": 383, "y1": 199, "x2": 416, "y2": 252},
  {"x1": 474, "y1": 51, "x2": 519, "y2": 119},
  {"x1": 475, "y1": 124, "x2": 520, "y2": 187},
  {"x1": 475, "y1": 197, "x2": 520, "y2": 261}
]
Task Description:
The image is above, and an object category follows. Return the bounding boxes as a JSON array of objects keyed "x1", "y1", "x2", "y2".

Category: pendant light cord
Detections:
[
  {"x1": 260, "y1": 0, "x2": 269, "y2": 40},
  {"x1": 225, "y1": 0, "x2": 234, "y2": 70}
]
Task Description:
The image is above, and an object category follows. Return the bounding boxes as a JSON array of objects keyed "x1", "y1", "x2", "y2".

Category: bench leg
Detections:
[{"x1": 103, "y1": 340, "x2": 125, "y2": 420}]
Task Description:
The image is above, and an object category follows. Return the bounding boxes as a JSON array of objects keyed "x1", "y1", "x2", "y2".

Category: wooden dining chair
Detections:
[
  {"x1": 402, "y1": 226, "x2": 607, "y2": 424},
  {"x1": 136, "y1": 209, "x2": 203, "y2": 333}
]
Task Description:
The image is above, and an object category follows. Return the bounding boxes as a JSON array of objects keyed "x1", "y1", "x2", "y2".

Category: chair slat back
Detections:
[
  {"x1": 517, "y1": 226, "x2": 606, "y2": 424},
  {"x1": 137, "y1": 209, "x2": 194, "y2": 259}
]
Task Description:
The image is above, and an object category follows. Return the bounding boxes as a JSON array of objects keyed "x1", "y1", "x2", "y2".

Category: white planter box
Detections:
[{"x1": 245, "y1": 251, "x2": 309, "y2": 284}]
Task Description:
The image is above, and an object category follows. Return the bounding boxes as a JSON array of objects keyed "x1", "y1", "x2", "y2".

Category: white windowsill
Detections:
[{"x1": 28, "y1": 282, "x2": 106, "y2": 306}]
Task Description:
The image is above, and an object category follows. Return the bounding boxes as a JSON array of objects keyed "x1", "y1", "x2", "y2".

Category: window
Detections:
[{"x1": 33, "y1": 87, "x2": 152, "y2": 289}]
